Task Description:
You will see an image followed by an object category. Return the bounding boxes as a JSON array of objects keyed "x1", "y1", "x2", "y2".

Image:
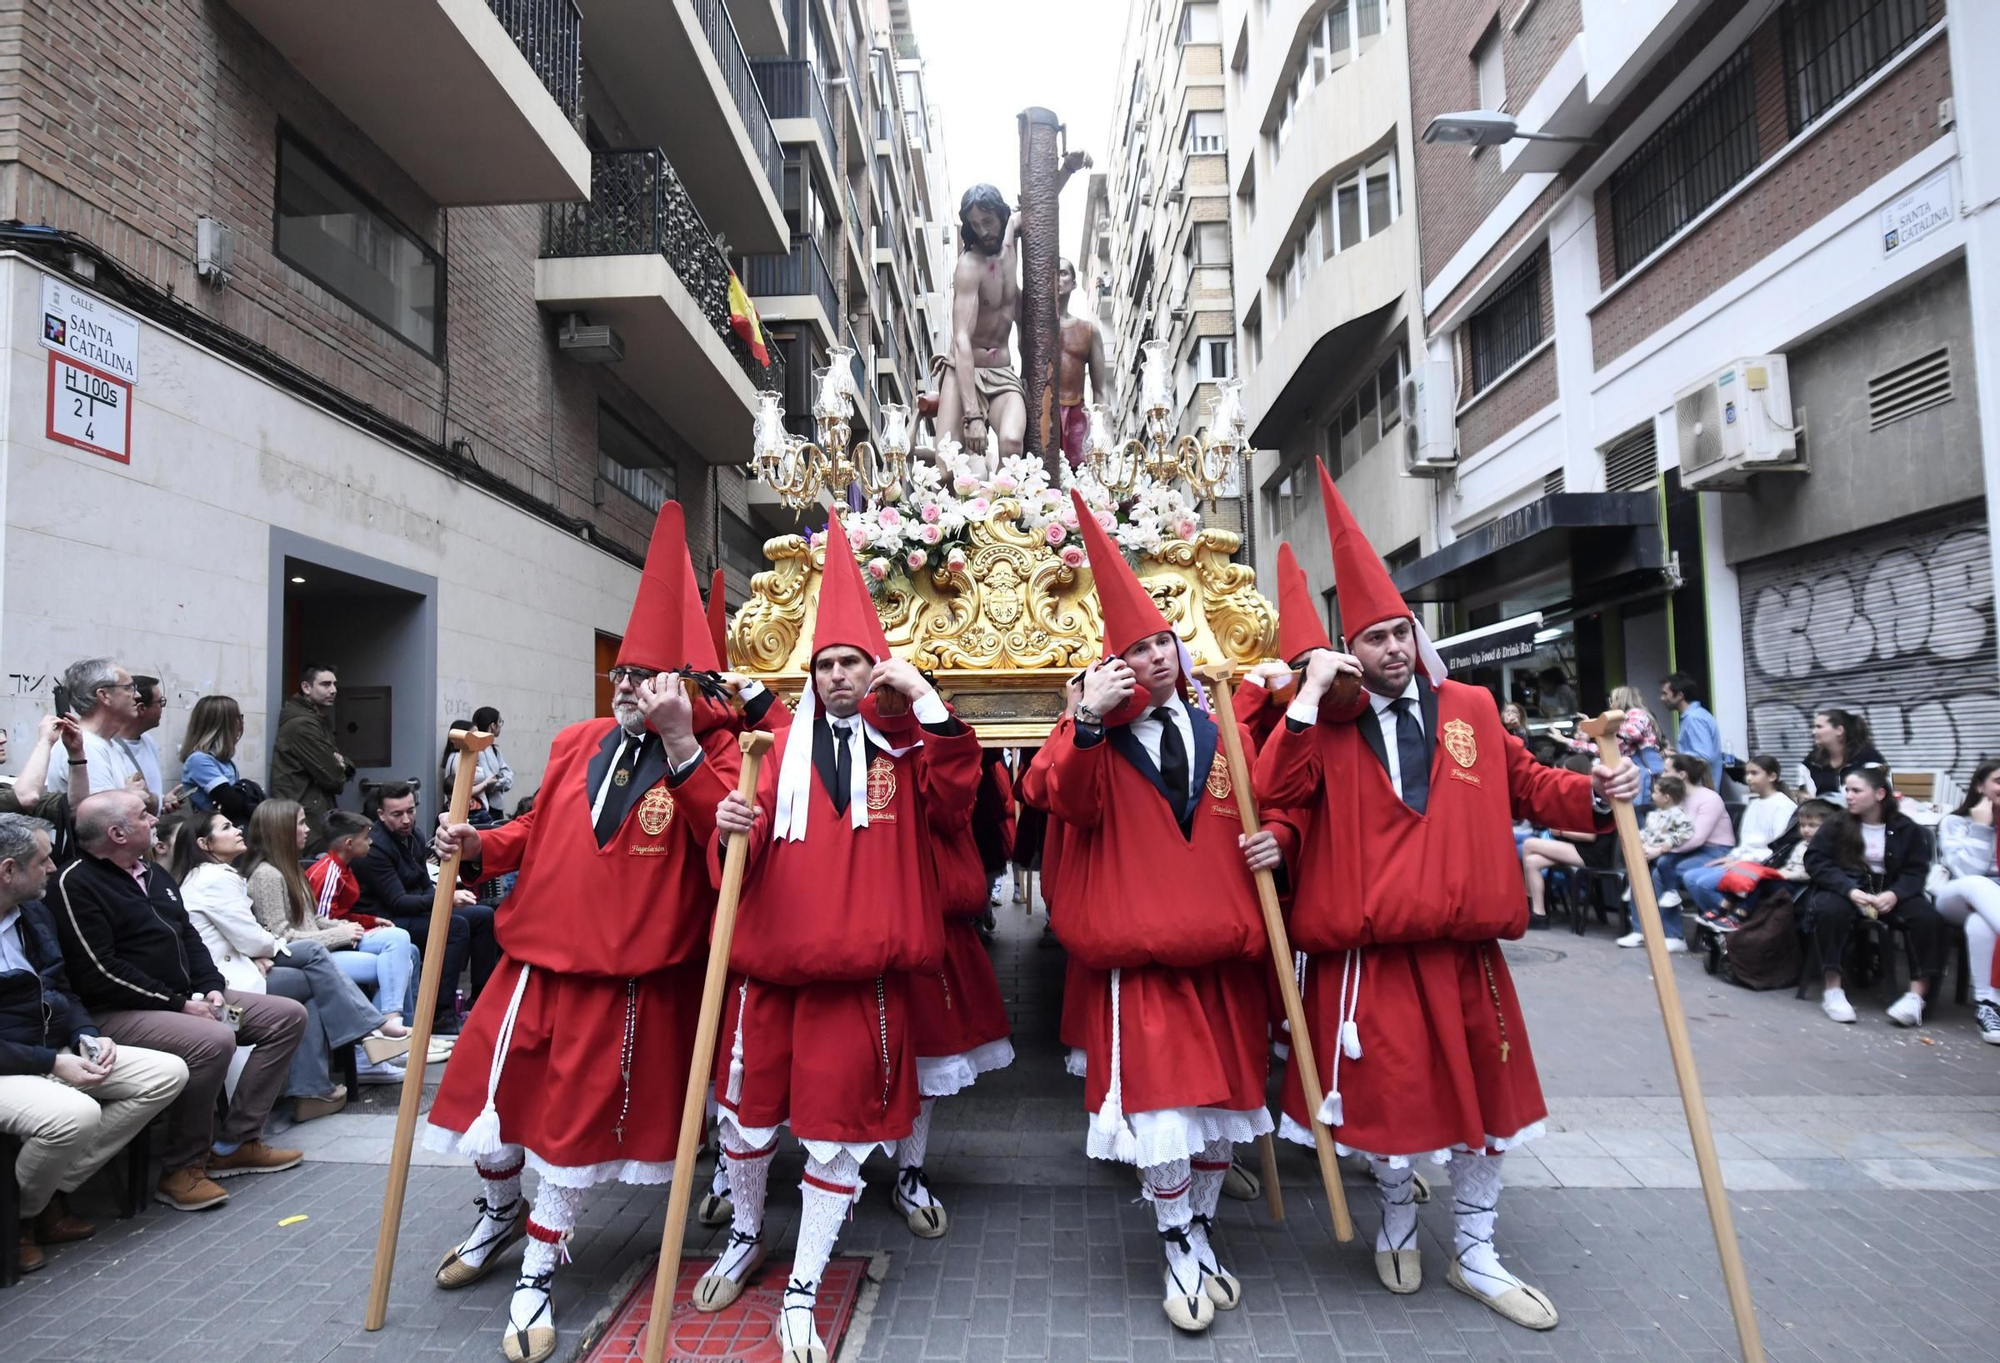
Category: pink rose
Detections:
[
  {"x1": 953, "y1": 475, "x2": 979, "y2": 495},
  {"x1": 866, "y1": 557, "x2": 890, "y2": 581},
  {"x1": 920, "y1": 502, "x2": 941, "y2": 523},
  {"x1": 907, "y1": 549, "x2": 928, "y2": 570},
  {"x1": 1176, "y1": 518, "x2": 1198, "y2": 540},
  {"x1": 878, "y1": 506, "x2": 903, "y2": 529},
  {"x1": 918, "y1": 523, "x2": 942, "y2": 545},
  {"x1": 969, "y1": 497, "x2": 990, "y2": 516},
  {"x1": 1060, "y1": 545, "x2": 1085, "y2": 568},
  {"x1": 946, "y1": 549, "x2": 968, "y2": 571},
  {"x1": 993, "y1": 474, "x2": 1018, "y2": 494},
  {"x1": 1060, "y1": 508, "x2": 1080, "y2": 530},
  {"x1": 1045, "y1": 522, "x2": 1067, "y2": 545},
  {"x1": 1096, "y1": 510, "x2": 1116, "y2": 532}
]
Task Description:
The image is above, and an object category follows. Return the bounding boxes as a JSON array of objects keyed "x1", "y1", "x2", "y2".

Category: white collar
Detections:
[
  {"x1": 772, "y1": 686, "x2": 920, "y2": 842},
  {"x1": 1369, "y1": 677, "x2": 1421, "y2": 718},
  {"x1": 1135, "y1": 694, "x2": 1188, "y2": 725}
]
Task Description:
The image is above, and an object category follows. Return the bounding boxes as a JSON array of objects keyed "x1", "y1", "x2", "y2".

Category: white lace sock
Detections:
[
  {"x1": 721, "y1": 1123, "x2": 776, "y2": 1243},
  {"x1": 794, "y1": 1151, "x2": 861, "y2": 1287},
  {"x1": 710, "y1": 1155, "x2": 731, "y2": 1200},
  {"x1": 455, "y1": 1146, "x2": 525, "y2": 1268},
  {"x1": 1372, "y1": 1158, "x2": 1419, "y2": 1255},
  {"x1": 1451, "y1": 1152, "x2": 1525, "y2": 1296},
  {"x1": 514, "y1": 1182, "x2": 584, "y2": 1332},
  {"x1": 1187, "y1": 1138, "x2": 1236, "y2": 1289},
  {"x1": 1144, "y1": 1159, "x2": 1202, "y2": 1297},
  {"x1": 896, "y1": 1099, "x2": 941, "y2": 1210}
]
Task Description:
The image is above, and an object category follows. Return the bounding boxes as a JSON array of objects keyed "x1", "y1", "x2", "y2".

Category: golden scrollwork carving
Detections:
[{"x1": 725, "y1": 500, "x2": 1278, "y2": 742}]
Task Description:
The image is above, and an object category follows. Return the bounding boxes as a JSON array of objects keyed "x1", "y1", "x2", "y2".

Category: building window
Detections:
[
  {"x1": 1781, "y1": 0, "x2": 1932, "y2": 134},
  {"x1": 1473, "y1": 23, "x2": 1505, "y2": 111},
  {"x1": 1266, "y1": 459, "x2": 1309, "y2": 533},
  {"x1": 274, "y1": 131, "x2": 441, "y2": 357},
  {"x1": 1467, "y1": 257, "x2": 1543, "y2": 393},
  {"x1": 1200, "y1": 337, "x2": 1234, "y2": 380},
  {"x1": 1186, "y1": 111, "x2": 1225, "y2": 155},
  {"x1": 1193, "y1": 222, "x2": 1230, "y2": 264},
  {"x1": 1606, "y1": 46, "x2": 1760, "y2": 276},
  {"x1": 1179, "y1": 1, "x2": 1220, "y2": 44},
  {"x1": 598, "y1": 406, "x2": 678, "y2": 512},
  {"x1": 1323, "y1": 345, "x2": 1406, "y2": 474},
  {"x1": 721, "y1": 507, "x2": 764, "y2": 581}
]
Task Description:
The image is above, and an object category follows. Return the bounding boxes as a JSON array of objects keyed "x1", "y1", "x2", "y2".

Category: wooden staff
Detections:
[
  {"x1": 367, "y1": 727, "x2": 495, "y2": 1331},
  {"x1": 642, "y1": 730, "x2": 777, "y2": 1363},
  {"x1": 1257, "y1": 1130, "x2": 1284, "y2": 1223},
  {"x1": 1579, "y1": 712, "x2": 1765, "y2": 1363},
  {"x1": 1195, "y1": 665, "x2": 1353, "y2": 1242}
]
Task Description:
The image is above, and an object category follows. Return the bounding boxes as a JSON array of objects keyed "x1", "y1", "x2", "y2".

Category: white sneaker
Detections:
[
  {"x1": 356, "y1": 1057, "x2": 409, "y2": 1085},
  {"x1": 1657, "y1": 891, "x2": 1682, "y2": 908},
  {"x1": 1615, "y1": 932, "x2": 1646, "y2": 948},
  {"x1": 1821, "y1": 989, "x2": 1857, "y2": 1024},
  {"x1": 1663, "y1": 937, "x2": 1688, "y2": 954},
  {"x1": 1885, "y1": 991, "x2": 1925, "y2": 1027}
]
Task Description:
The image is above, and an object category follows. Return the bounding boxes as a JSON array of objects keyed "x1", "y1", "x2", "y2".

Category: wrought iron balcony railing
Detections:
[
  {"x1": 750, "y1": 59, "x2": 837, "y2": 159},
  {"x1": 742, "y1": 233, "x2": 838, "y2": 327},
  {"x1": 690, "y1": 0, "x2": 783, "y2": 201},
  {"x1": 542, "y1": 148, "x2": 783, "y2": 395},
  {"x1": 487, "y1": 0, "x2": 583, "y2": 124}
]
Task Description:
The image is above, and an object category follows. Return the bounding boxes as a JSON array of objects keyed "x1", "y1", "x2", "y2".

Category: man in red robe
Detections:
[
  {"x1": 695, "y1": 510, "x2": 980, "y2": 1363},
  {"x1": 1256, "y1": 465, "x2": 1636, "y2": 1331},
  {"x1": 1232, "y1": 541, "x2": 1335, "y2": 751},
  {"x1": 1043, "y1": 490, "x2": 1283, "y2": 1335},
  {"x1": 423, "y1": 503, "x2": 733, "y2": 1363},
  {"x1": 894, "y1": 722, "x2": 1015, "y2": 1240}
]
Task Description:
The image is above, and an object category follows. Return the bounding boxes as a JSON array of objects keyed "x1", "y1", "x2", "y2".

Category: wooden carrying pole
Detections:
[
  {"x1": 1196, "y1": 665, "x2": 1353, "y2": 1241},
  {"x1": 642, "y1": 730, "x2": 777, "y2": 1363},
  {"x1": 366, "y1": 727, "x2": 495, "y2": 1331},
  {"x1": 1579, "y1": 712, "x2": 1765, "y2": 1363}
]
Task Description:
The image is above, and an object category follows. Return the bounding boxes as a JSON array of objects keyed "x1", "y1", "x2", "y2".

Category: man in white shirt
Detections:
[
  {"x1": 43, "y1": 659, "x2": 149, "y2": 809},
  {"x1": 126, "y1": 676, "x2": 168, "y2": 804}
]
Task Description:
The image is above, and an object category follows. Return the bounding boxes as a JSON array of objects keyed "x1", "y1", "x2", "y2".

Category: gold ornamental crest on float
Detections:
[{"x1": 725, "y1": 498, "x2": 1279, "y2": 744}]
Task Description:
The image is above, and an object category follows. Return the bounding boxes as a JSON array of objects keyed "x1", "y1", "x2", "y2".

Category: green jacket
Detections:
[{"x1": 269, "y1": 693, "x2": 352, "y2": 853}]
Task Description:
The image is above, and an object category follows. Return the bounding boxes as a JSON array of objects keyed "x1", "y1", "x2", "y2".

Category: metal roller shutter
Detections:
[{"x1": 1738, "y1": 506, "x2": 2000, "y2": 783}]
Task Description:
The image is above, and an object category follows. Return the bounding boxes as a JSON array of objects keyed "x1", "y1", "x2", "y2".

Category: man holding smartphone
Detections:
[{"x1": 0, "y1": 812, "x2": 189, "y2": 1271}]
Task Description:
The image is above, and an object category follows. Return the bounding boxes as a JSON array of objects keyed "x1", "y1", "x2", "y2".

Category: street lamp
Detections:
[{"x1": 1420, "y1": 111, "x2": 1596, "y2": 147}]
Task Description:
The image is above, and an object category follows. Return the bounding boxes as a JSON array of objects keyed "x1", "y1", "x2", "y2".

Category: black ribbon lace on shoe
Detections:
[
  {"x1": 463, "y1": 1197, "x2": 521, "y2": 1257},
  {"x1": 509, "y1": 1271, "x2": 553, "y2": 1356}
]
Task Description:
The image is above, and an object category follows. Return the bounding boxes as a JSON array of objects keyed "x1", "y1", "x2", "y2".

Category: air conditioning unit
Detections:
[
  {"x1": 1673, "y1": 355, "x2": 1802, "y2": 489},
  {"x1": 559, "y1": 314, "x2": 625, "y2": 364},
  {"x1": 1401, "y1": 360, "x2": 1457, "y2": 474}
]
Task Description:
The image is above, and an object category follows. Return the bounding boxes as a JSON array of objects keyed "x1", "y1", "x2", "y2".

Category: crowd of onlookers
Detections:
[
  {"x1": 1512, "y1": 675, "x2": 2000, "y2": 1045},
  {"x1": 0, "y1": 657, "x2": 513, "y2": 1276}
]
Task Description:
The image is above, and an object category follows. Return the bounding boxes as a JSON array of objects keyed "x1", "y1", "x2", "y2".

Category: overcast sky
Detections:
[{"x1": 907, "y1": 0, "x2": 1133, "y2": 266}]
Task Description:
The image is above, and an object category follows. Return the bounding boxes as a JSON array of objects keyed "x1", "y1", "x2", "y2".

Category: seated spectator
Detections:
[
  {"x1": 1935, "y1": 758, "x2": 2000, "y2": 1045},
  {"x1": 1520, "y1": 824, "x2": 1615, "y2": 926},
  {"x1": 1682, "y1": 755, "x2": 1798, "y2": 925},
  {"x1": 2, "y1": 715, "x2": 87, "y2": 860},
  {"x1": 1804, "y1": 768, "x2": 1945, "y2": 1027},
  {"x1": 269, "y1": 662, "x2": 352, "y2": 857},
  {"x1": 0, "y1": 812, "x2": 188, "y2": 1272},
  {"x1": 42, "y1": 658, "x2": 150, "y2": 808},
  {"x1": 180, "y1": 695, "x2": 265, "y2": 822},
  {"x1": 354, "y1": 782, "x2": 497, "y2": 1031},
  {"x1": 1618, "y1": 755, "x2": 1733, "y2": 949},
  {"x1": 48, "y1": 790, "x2": 306, "y2": 1211},
  {"x1": 174, "y1": 810, "x2": 409, "y2": 1119},
  {"x1": 1797, "y1": 708, "x2": 1886, "y2": 800},
  {"x1": 1640, "y1": 776, "x2": 1696, "y2": 856}
]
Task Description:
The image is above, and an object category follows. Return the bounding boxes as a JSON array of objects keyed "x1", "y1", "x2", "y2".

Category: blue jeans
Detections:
[
  {"x1": 1681, "y1": 862, "x2": 1734, "y2": 918},
  {"x1": 333, "y1": 926, "x2": 419, "y2": 1022},
  {"x1": 1636, "y1": 850, "x2": 1705, "y2": 937}
]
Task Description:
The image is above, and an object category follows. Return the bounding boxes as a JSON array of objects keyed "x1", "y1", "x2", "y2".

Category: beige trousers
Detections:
[{"x1": 0, "y1": 1045, "x2": 189, "y2": 1215}]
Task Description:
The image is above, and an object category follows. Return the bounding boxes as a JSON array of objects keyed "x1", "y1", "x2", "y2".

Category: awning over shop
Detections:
[
  {"x1": 1433, "y1": 612, "x2": 1546, "y2": 672},
  {"x1": 1392, "y1": 491, "x2": 1664, "y2": 604}
]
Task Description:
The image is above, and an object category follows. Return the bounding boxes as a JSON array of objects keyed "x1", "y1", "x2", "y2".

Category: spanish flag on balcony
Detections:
[{"x1": 726, "y1": 270, "x2": 770, "y2": 367}]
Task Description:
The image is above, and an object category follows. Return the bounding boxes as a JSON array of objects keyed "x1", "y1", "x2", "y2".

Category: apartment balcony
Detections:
[
  {"x1": 843, "y1": 183, "x2": 870, "y2": 296},
  {"x1": 876, "y1": 324, "x2": 902, "y2": 385},
  {"x1": 538, "y1": 149, "x2": 783, "y2": 462},
  {"x1": 225, "y1": 0, "x2": 589, "y2": 205},
  {"x1": 753, "y1": 59, "x2": 838, "y2": 185},
  {"x1": 723, "y1": 0, "x2": 787, "y2": 55},
  {"x1": 743, "y1": 234, "x2": 840, "y2": 345},
  {"x1": 587, "y1": 0, "x2": 787, "y2": 253}
]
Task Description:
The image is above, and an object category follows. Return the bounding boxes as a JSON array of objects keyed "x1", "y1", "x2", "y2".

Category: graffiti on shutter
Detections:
[{"x1": 1740, "y1": 508, "x2": 2000, "y2": 780}]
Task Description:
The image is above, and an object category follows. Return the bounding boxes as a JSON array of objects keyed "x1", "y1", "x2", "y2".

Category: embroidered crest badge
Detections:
[
  {"x1": 1442, "y1": 718, "x2": 1478, "y2": 769},
  {"x1": 612, "y1": 769, "x2": 631, "y2": 787},
  {"x1": 635, "y1": 786, "x2": 675, "y2": 836},
  {"x1": 866, "y1": 755, "x2": 897, "y2": 811},
  {"x1": 1205, "y1": 753, "x2": 1231, "y2": 799}
]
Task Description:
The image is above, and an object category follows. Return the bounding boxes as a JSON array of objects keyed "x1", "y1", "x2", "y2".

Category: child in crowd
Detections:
[
  {"x1": 1699, "y1": 799, "x2": 1836, "y2": 931},
  {"x1": 305, "y1": 810, "x2": 390, "y2": 930},
  {"x1": 1641, "y1": 776, "x2": 1694, "y2": 857}
]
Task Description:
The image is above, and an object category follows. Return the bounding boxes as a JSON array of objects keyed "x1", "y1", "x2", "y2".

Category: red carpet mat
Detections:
[{"x1": 581, "y1": 1255, "x2": 870, "y2": 1362}]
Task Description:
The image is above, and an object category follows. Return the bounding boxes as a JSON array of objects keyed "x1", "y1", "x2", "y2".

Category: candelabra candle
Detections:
[
  {"x1": 812, "y1": 365, "x2": 846, "y2": 421},
  {"x1": 825, "y1": 345, "x2": 861, "y2": 410},
  {"x1": 753, "y1": 390, "x2": 787, "y2": 469},
  {"x1": 878, "y1": 402, "x2": 912, "y2": 458},
  {"x1": 1140, "y1": 337, "x2": 1171, "y2": 410}
]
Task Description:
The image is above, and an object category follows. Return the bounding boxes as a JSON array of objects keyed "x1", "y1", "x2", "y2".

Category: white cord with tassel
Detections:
[{"x1": 458, "y1": 963, "x2": 532, "y2": 1157}]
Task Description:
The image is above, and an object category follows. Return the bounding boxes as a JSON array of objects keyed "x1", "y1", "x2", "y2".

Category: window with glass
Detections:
[
  {"x1": 1781, "y1": 0, "x2": 1932, "y2": 134},
  {"x1": 1606, "y1": 46, "x2": 1760, "y2": 275},
  {"x1": 721, "y1": 507, "x2": 765, "y2": 580},
  {"x1": 1474, "y1": 24, "x2": 1505, "y2": 111},
  {"x1": 598, "y1": 406, "x2": 678, "y2": 512},
  {"x1": 1179, "y1": 1, "x2": 1220, "y2": 44},
  {"x1": 274, "y1": 131, "x2": 441, "y2": 357},
  {"x1": 1467, "y1": 257, "x2": 1543, "y2": 393},
  {"x1": 1326, "y1": 344, "x2": 1406, "y2": 473},
  {"x1": 1193, "y1": 222, "x2": 1230, "y2": 264},
  {"x1": 1200, "y1": 337, "x2": 1234, "y2": 381},
  {"x1": 1186, "y1": 111, "x2": 1225, "y2": 155}
]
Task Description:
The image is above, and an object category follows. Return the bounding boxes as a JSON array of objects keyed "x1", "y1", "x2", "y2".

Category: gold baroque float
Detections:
[{"x1": 727, "y1": 498, "x2": 1278, "y2": 743}]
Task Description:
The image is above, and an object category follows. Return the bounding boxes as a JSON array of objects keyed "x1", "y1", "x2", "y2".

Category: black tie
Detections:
[
  {"x1": 1391, "y1": 697, "x2": 1429, "y2": 815},
  {"x1": 831, "y1": 721, "x2": 854, "y2": 814},
  {"x1": 594, "y1": 733, "x2": 648, "y2": 845},
  {"x1": 1156, "y1": 707, "x2": 1189, "y2": 813}
]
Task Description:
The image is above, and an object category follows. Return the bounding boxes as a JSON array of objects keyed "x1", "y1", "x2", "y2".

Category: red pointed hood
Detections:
[
  {"x1": 811, "y1": 511, "x2": 893, "y2": 662},
  {"x1": 707, "y1": 568, "x2": 731, "y2": 669},
  {"x1": 1070, "y1": 489, "x2": 1169, "y2": 658},
  {"x1": 1318, "y1": 460, "x2": 1448, "y2": 685},
  {"x1": 1274, "y1": 541, "x2": 1332, "y2": 664},
  {"x1": 614, "y1": 502, "x2": 691, "y2": 672},
  {"x1": 675, "y1": 549, "x2": 721, "y2": 672}
]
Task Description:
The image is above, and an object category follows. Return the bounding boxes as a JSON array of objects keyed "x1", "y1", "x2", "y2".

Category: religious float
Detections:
[{"x1": 724, "y1": 340, "x2": 1279, "y2": 743}]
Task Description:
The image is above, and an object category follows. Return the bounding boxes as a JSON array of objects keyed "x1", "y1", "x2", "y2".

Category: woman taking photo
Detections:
[
  {"x1": 1936, "y1": 758, "x2": 2000, "y2": 1044},
  {"x1": 171, "y1": 810, "x2": 405, "y2": 1121},
  {"x1": 1797, "y1": 709, "x2": 1886, "y2": 798},
  {"x1": 241, "y1": 800, "x2": 437, "y2": 1074},
  {"x1": 1804, "y1": 767, "x2": 1946, "y2": 1026}
]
